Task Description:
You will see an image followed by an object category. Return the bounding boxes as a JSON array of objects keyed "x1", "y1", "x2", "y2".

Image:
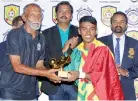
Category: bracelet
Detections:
[{"x1": 79, "y1": 72, "x2": 86, "y2": 79}]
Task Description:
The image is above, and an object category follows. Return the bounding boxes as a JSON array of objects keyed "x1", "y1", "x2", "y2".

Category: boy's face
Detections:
[{"x1": 79, "y1": 22, "x2": 96, "y2": 43}]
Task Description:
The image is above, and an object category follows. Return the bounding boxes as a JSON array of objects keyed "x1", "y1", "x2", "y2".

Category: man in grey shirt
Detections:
[{"x1": 0, "y1": 3, "x2": 61, "y2": 100}]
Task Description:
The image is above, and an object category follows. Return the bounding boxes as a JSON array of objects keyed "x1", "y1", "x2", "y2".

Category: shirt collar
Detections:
[
  {"x1": 112, "y1": 33, "x2": 125, "y2": 41},
  {"x1": 77, "y1": 38, "x2": 97, "y2": 52},
  {"x1": 57, "y1": 24, "x2": 70, "y2": 33},
  {"x1": 21, "y1": 25, "x2": 40, "y2": 40}
]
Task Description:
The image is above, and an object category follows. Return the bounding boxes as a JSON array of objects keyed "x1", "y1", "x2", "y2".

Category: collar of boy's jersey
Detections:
[{"x1": 77, "y1": 38, "x2": 98, "y2": 52}]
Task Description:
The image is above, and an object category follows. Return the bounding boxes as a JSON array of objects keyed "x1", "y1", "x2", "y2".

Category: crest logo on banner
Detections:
[
  {"x1": 125, "y1": 8, "x2": 138, "y2": 26},
  {"x1": 101, "y1": 6, "x2": 117, "y2": 27},
  {"x1": 130, "y1": 0, "x2": 138, "y2": 3},
  {"x1": 77, "y1": 6, "x2": 93, "y2": 21},
  {"x1": 126, "y1": 30, "x2": 138, "y2": 40},
  {"x1": 52, "y1": 6, "x2": 57, "y2": 24},
  {"x1": 4, "y1": 4, "x2": 20, "y2": 25}
]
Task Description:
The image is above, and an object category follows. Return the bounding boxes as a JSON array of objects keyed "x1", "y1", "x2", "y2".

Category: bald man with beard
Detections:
[{"x1": 0, "y1": 3, "x2": 62, "y2": 100}]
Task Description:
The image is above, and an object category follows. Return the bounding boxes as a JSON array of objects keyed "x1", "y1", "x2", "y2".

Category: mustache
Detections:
[
  {"x1": 27, "y1": 20, "x2": 40, "y2": 25},
  {"x1": 115, "y1": 26, "x2": 122, "y2": 29},
  {"x1": 27, "y1": 20, "x2": 41, "y2": 30},
  {"x1": 60, "y1": 16, "x2": 67, "y2": 19}
]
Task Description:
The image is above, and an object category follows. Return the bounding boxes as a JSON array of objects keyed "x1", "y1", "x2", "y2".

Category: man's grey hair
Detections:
[{"x1": 23, "y1": 3, "x2": 43, "y2": 18}]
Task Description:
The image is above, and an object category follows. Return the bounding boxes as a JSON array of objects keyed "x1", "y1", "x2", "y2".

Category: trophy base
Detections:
[{"x1": 58, "y1": 71, "x2": 68, "y2": 79}]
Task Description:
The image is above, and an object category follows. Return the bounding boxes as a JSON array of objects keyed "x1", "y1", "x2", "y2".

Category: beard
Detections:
[
  {"x1": 27, "y1": 20, "x2": 41, "y2": 30},
  {"x1": 111, "y1": 26, "x2": 126, "y2": 33}
]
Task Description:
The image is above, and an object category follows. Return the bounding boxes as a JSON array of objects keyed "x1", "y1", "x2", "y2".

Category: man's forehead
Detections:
[
  {"x1": 25, "y1": 5, "x2": 41, "y2": 13},
  {"x1": 59, "y1": 5, "x2": 70, "y2": 9},
  {"x1": 29, "y1": 6, "x2": 40, "y2": 11}
]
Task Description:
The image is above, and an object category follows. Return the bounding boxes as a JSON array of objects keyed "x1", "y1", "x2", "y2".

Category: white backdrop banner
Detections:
[
  {"x1": 1, "y1": 0, "x2": 138, "y2": 42},
  {"x1": 1, "y1": 0, "x2": 138, "y2": 98}
]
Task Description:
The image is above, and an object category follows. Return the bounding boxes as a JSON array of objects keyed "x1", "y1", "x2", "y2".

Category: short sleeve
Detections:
[{"x1": 6, "y1": 30, "x2": 20, "y2": 56}]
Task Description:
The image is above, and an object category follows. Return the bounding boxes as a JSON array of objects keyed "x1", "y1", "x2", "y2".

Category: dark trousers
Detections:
[{"x1": 48, "y1": 84, "x2": 77, "y2": 100}]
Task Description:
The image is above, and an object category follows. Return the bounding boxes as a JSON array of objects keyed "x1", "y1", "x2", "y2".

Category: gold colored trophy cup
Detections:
[{"x1": 49, "y1": 55, "x2": 71, "y2": 79}]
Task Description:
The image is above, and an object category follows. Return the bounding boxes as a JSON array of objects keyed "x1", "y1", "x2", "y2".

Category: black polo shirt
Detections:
[{"x1": 0, "y1": 26, "x2": 45, "y2": 100}]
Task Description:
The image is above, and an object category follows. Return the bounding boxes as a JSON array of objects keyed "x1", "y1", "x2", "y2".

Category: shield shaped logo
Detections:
[
  {"x1": 101, "y1": 6, "x2": 117, "y2": 27},
  {"x1": 4, "y1": 4, "x2": 20, "y2": 25},
  {"x1": 52, "y1": 6, "x2": 57, "y2": 24},
  {"x1": 126, "y1": 8, "x2": 138, "y2": 26},
  {"x1": 126, "y1": 30, "x2": 138, "y2": 40}
]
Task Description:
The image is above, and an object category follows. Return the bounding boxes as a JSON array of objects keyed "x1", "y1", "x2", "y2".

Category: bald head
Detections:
[{"x1": 23, "y1": 3, "x2": 42, "y2": 16}]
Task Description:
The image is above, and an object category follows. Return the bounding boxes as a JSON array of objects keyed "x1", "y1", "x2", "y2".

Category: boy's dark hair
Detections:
[
  {"x1": 111, "y1": 11, "x2": 128, "y2": 24},
  {"x1": 55, "y1": 1, "x2": 73, "y2": 14},
  {"x1": 12, "y1": 16, "x2": 24, "y2": 26},
  {"x1": 79, "y1": 16, "x2": 97, "y2": 26}
]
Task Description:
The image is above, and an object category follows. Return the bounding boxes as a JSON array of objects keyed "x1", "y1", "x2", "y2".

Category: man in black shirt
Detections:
[
  {"x1": 41, "y1": 1, "x2": 82, "y2": 100},
  {"x1": 0, "y1": 3, "x2": 61, "y2": 100}
]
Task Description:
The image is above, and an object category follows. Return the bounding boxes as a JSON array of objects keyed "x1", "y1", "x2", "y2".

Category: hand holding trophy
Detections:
[
  {"x1": 49, "y1": 37, "x2": 78, "y2": 79},
  {"x1": 49, "y1": 55, "x2": 71, "y2": 79}
]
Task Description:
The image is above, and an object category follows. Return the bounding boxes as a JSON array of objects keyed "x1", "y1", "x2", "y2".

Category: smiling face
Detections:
[
  {"x1": 56, "y1": 4, "x2": 72, "y2": 24},
  {"x1": 79, "y1": 22, "x2": 96, "y2": 44}
]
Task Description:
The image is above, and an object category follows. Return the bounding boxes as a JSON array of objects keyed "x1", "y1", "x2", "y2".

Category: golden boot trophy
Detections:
[{"x1": 49, "y1": 55, "x2": 71, "y2": 79}]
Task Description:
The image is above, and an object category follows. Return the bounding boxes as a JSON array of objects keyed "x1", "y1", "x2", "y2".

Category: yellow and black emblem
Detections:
[
  {"x1": 128, "y1": 48, "x2": 135, "y2": 58},
  {"x1": 4, "y1": 4, "x2": 20, "y2": 25},
  {"x1": 101, "y1": 6, "x2": 117, "y2": 27}
]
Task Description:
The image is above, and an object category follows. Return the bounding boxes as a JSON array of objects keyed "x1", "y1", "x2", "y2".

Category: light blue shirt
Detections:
[
  {"x1": 64, "y1": 48, "x2": 82, "y2": 85},
  {"x1": 57, "y1": 25, "x2": 70, "y2": 48},
  {"x1": 113, "y1": 34, "x2": 125, "y2": 65}
]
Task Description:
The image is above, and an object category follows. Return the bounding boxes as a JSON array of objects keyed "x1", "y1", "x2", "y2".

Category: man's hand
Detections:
[
  {"x1": 69, "y1": 36, "x2": 78, "y2": 49},
  {"x1": 62, "y1": 71, "x2": 79, "y2": 82},
  {"x1": 117, "y1": 66, "x2": 129, "y2": 77},
  {"x1": 62, "y1": 37, "x2": 78, "y2": 53},
  {"x1": 116, "y1": 64, "x2": 121, "y2": 75},
  {"x1": 45, "y1": 69, "x2": 62, "y2": 83}
]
